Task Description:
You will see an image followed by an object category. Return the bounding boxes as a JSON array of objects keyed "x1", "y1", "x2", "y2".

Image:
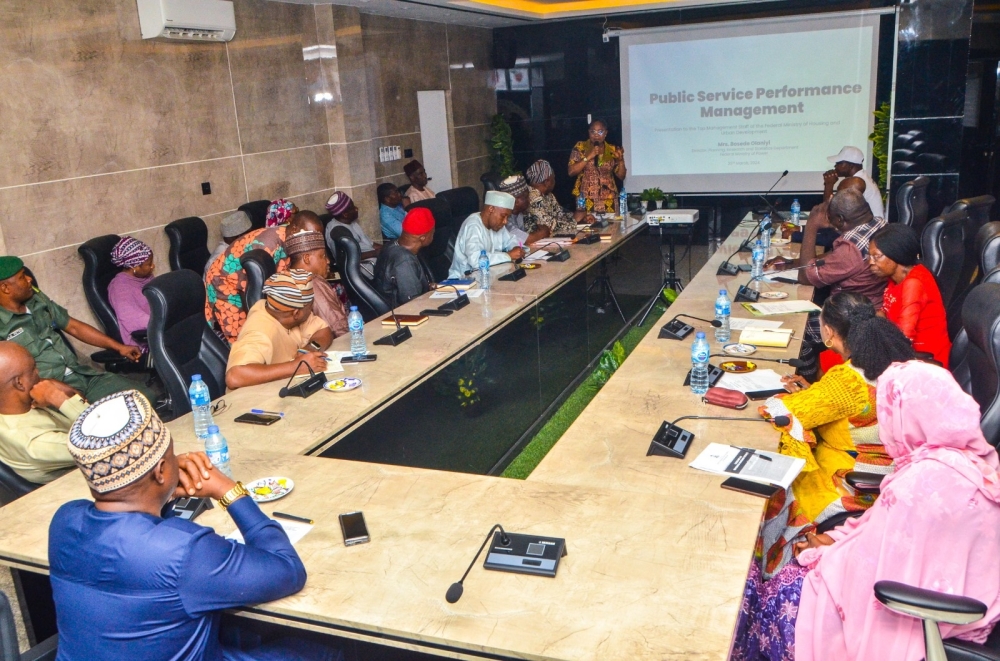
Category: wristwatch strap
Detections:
[{"x1": 218, "y1": 481, "x2": 249, "y2": 510}]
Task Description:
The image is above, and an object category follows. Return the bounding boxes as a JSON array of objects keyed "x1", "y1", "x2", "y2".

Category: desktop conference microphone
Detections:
[
  {"x1": 649, "y1": 414, "x2": 789, "y2": 457},
  {"x1": 718, "y1": 217, "x2": 775, "y2": 275},
  {"x1": 436, "y1": 284, "x2": 470, "y2": 312},
  {"x1": 751, "y1": 259, "x2": 826, "y2": 283},
  {"x1": 671, "y1": 414, "x2": 791, "y2": 427},
  {"x1": 659, "y1": 313, "x2": 721, "y2": 340},
  {"x1": 446, "y1": 524, "x2": 510, "y2": 604},
  {"x1": 758, "y1": 170, "x2": 789, "y2": 216},
  {"x1": 278, "y1": 360, "x2": 327, "y2": 398},
  {"x1": 536, "y1": 241, "x2": 570, "y2": 262},
  {"x1": 710, "y1": 354, "x2": 806, "y2": 368},
  {"x1": 373, "y1": 276, "x2": 412, "y2": 346},
  {"x1": 675, "y1": 313, "x2": 722, "y2": 328}
]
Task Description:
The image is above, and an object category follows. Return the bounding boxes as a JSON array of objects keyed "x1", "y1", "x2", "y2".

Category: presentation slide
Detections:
[{"x1": 620, "y1": 12, "x2": 882, "y2": 194}]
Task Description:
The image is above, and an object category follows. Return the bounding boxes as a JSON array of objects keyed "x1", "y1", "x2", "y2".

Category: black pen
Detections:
[
  {"x1": 273, "y1": 511, "x2": 314, "y2": 525},
  {"x1": 731, "y1": 445, "x2": 773, "y2": 462}
]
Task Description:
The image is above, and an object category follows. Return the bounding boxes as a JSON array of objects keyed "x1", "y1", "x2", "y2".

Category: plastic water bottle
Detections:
[
  {"x1": 751, "y1": 240, "x2": 766, "y2": 280},
  {"x1": 761, "y1": 215, "x2": 771, "y2": 252},
  {"x1": 790, "y1": 198, "x2": 801, "y2": 225},
  {"x1": 618, "y1": 188, "x2": 627, "y2": 217},
  {"x1": 690, "y1": 332, "x2": 711, "y2": 395},
  {"x1": 714, "y1": 289, "x2": 731, "y2": 342},
  {"x1": 188, "y1": 374, "x2": 214, "y2": 441},
  {"x1": 348, "y1": 306, "x2": 366, "y2": 358},
  {"x1": 204, "y1": 425, "x2": 233, "y2": 478},
  {"x1": 478, "y1": 250, "x2": 491, "y2": 291},
  {"x1": 577, "y1": 194, "x2": 586, "y2": 211}
]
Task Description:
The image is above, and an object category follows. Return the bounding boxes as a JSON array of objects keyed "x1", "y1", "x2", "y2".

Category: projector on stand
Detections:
[{"x1": 645, "y1": 209, "x2": 698, "y2": 225}]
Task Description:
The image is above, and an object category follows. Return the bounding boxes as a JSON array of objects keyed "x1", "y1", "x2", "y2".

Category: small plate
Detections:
[
  {"x1": 325, "y1": 377, "x2": 362, "y2": 392},
  {"x1": 770, "y1": 238, "x2": 791, "y2": 245},
  {"x1": 246, "y1": 476, "x2": 294, "y2": 503},
  {"x1": 521, "y1": 263, "x2": 540, "y2": 270},
  {"x1": 723, "y1": 342, "x2": 757, "y2": 356},
  {"x1": 720, "y1": 360, "x2": 757, "y2": 374},
  {"x1": 760, "y1": 291, "x2": 789, "y2": 299}
]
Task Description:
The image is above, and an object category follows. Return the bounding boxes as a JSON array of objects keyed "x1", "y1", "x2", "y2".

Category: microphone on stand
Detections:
[
  {"x1": 648, "y1": 414, "x2": 790, "y2": 458},
  {"x1": 711, "y1": 354, "x2": 806, "y2": 368},
  {"x1": 757, "y1": 169, "x2": 789, "y2": 218},
  {"x1": 674, "y1": 313, "x2": 722, "y2": 328},
  {"x1": 373, "y1": 276, "x2": 412, "y2": 346},
  {"x1": 436, "y1": 283, "x2": 470, "y2": 312},
  {"x1": 446, "y1": 524, "x2": 510, "y2": 604},
  {"x1": 278, "y1": 360, "x2": 327, "y2": 398},
  {"x1": 535, "y1": 241, "x2": 570, "y2": 262},
  {"x1": 659, "y1": 313, "x2": 720, "y2": 340}
]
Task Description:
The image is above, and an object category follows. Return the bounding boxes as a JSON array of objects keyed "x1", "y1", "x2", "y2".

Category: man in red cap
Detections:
[{"x1": 373, "y1": 208, "x2": 435, "y2": 304}]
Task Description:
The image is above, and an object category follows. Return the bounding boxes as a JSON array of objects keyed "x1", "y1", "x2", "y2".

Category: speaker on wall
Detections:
[{"x1": 492, "y1": 33, "x2": 517, "y2": 69}]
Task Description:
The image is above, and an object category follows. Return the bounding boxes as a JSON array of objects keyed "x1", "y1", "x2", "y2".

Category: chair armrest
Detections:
[
  {"x1": 131, "y1": 330, "x2": 147, "y2": 343},
  {"x1": 875, "y1": 581, "x2": 987, "y2": 625},
  {"x1": 89, "y1": 349, "x2": 125, "y2": 364},
  {"x1": 21, "y1": 633, "x2": 58, "y2": 661},
  {"x1": 845, "y1": 471, "x2": 885, "y2": 495}
]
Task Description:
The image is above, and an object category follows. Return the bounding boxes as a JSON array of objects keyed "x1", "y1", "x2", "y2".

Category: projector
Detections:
[{"x1": 645, "y1": 209, "x2": 698, "y2": 225}]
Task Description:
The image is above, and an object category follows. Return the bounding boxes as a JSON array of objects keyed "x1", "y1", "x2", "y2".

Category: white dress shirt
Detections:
[{"x1": 854, "y1": 168, "x2": 885, "y2": 220}]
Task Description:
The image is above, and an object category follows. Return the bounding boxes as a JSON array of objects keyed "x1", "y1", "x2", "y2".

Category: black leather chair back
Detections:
[
  {"x1": 0, "y1": 460, "x2": 40, "y2": 507},
  {"x1": 143, "y1": 270, "x2": 230, "y2": 420},
  {"x1": 437, "y1": 187, "x2": 480, "y2": 224},
  {"x1": 978, "y1": 222, "x2": 1000, "y2": 275},
  {"x1": 480, "y1": 172, "x2": 499, "y2": 195},
  {"x1": 164, "y1": 216, "x2": 210, "y2": 274},
  {"x1": 398, "y1": 184, "x2": 411, "y2": 198},
  {"x1": 921, "y1": 209, "x2": 967, "y2": 309},
  {"x1": 240, "y1": 249, "x2": 276, "y2": 311},
  {"x1": 952, "y1": 267, "x2": 1000, "y2": 393},
  {"x1": 77, "y1": 234, "x2": 125, "y2": 343},
  {"x1": 239, "y1": 199, "x2": 271, "y2": 231},
  {"x1": 408, "y1": 197, "x2": 455, "y2": 282},
  {"x1": 894, "y1": 176, "x2": 929, "y2": 232},
  {"x1": 328, "y1": 226, "x2": 389, "y2": 321},
  {"x1": 946, "y1": 196, "x2": 997, "y2": 292},
  {"x1": 957, "y1": 283, "x2": 1000, "y2": 447}
]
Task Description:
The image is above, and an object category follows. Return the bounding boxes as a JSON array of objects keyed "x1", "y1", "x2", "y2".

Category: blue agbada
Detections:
[{"x1": 49, "y1": 497, "x2": 310, "y2": 661}]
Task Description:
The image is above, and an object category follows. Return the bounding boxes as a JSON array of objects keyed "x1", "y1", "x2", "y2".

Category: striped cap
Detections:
[
  {"x1": 263, "y1": 269, "x2": 315, "y2": 310},
  {"x1": 284, "y1": 230, "x2": 326, "y2": 256}
]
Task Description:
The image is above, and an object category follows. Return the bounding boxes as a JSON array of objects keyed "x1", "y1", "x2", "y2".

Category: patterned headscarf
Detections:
[
  {"x1": 110, "y1": 236, "x2": 152, "y2": 269},
  {"x1": 525, "y1": 160, "x2": 554, "y2": 185},
  {"x1": 263, "y1": 269, "x2": 315, "y2": 310},
  {"x1": 499, "y1": 174, "x2": 529, "y2": 197},
  {"x1": 284, "y1": 230, "x2": 327, "y2": 257},
  {"x1": 325, "y1": 191, "x2": 353, "y2": 217},
  {"x1": 265, "y1": 199, "x2": 297, "y2": 228},
  {"x1": 68, "y1": 390, "x2": 171, "y2": 494}
]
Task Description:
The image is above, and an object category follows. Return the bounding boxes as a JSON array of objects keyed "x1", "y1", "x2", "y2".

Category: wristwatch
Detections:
[{"x1": 218, "y1": 481, "x2": 250, "y2": 510}]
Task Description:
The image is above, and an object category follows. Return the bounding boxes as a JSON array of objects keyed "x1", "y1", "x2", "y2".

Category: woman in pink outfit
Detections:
[{"x1": 732, "y1": 360, "x2": 1000, "y2": 661}]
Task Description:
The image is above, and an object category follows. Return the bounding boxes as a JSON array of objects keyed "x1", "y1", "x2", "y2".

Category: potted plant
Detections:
[
  {"x1": 487, "y1": 113, "x2": 517, "y2": 178},
  {"x1": 665, "y1": 193, "x2": 679, "y2": 209},
  {"x1": 639, "y1": 187, "x2": 665, "y2": 211}
]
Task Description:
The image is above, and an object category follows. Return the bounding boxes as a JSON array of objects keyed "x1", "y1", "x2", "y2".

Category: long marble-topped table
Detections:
[{"x1": 0, "y1": 218, "x2": 821, "y2": 660}]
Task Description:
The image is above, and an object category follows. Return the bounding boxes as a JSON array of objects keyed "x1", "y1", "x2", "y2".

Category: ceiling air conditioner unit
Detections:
[{"x1": 136, "y1": 0, "x2": 236, "y2": 42}]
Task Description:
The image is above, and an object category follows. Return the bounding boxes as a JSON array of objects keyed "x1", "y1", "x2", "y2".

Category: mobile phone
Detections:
[
  {"x1": 721, "y1": 477, "x2": 780, "y2": 498},
  {"x1": 339, "y1": 511, "x2": 370, "y2": 546},
  {"x1": 746, "y1": 388, "x2": 788, "y2": 400},
  {"x1": 737, "y1": 264, "x2": 753, "y2": 272},
  {"x1": 420, "y1": 309, "x2": 453, "y2": 317},
  {"x1": 340, "y1": 354, "x2": 378, "y2": 364},
  {"x1": 234, "y1": 412, "x2": 282, "y2": 425}
]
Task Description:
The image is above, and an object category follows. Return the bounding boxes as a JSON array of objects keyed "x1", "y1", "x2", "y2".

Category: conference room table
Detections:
[{"x1": 0, "y1": 217, "x2": 819, "y2": 660}]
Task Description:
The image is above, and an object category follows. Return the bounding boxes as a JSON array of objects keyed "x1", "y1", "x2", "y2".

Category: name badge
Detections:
[{"x1": 6, "y1": 328, "x2": 24, "y2": 341}]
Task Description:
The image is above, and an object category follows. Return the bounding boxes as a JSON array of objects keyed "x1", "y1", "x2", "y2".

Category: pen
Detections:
[
  {"x1": 251, "y1": 409, "x2": 285, "y2": 417},
  {"x1": 273, "y1": 511, "x2": 314, "y2": 525},
  {"x1": 731, "y1": 445, "x2": 773, "y2": 462}
]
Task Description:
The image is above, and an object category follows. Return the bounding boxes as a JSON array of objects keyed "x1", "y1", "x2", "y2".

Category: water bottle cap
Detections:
[
  {"x1": 191, "y1": 374, "x2": 202, "y2": 381},
  {"x1": 480, "y1": 250, "x2": 487, "y2": 255},
  {"x1": 696, "y1": 331, "x2": 706, "y2": 338},
  {"x1": 207, "y1": 425, "x2": 219, "y2": 434},
  {"x1": 719, "y1": 289, "x2": 727, "y2": 295},
  {"x1": 350, "y1": 306, "x2": 358, "y2": 311}
]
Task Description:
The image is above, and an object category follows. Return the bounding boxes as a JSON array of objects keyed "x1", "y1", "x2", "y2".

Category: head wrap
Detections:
[
  {"x1": 68, "y1": 390, "x2": 171, "y2": 494},
  {"x1": 220, "y1": 211, "x2": 252, "y2": 239},
  {"x1": 403, "y1": 160, "x2": 423, "y2": 177},
  {"x1": 265, "y1": 199, "x2": 297, "y2": 228},
  {"x1": 871, "y1": 224, "x2": 919, "y2": 266},
  {"x1": 110, "y1": 236, "x2": 152, "y2": 269},
  {"x1": 0, "y1": 256, "x2": 24, "y2": 281},
  {"x1": 498, "y1": 174, "x2": 529, "y2": 198},
  {"x1": 263, "y1": 269, "x2": 315, "y2": 310},
  {"x1": 525, "y1": 160, "x2": 554, "y2": 185},
  {"x1": 325, "y1": 191, "x2": 353, "y2": 217},
  {"x1": 284, "y1": 230, "x2": 327, "y2": 257},
  {"x1": 484, "y1": 191, "x2": 515, "y2": 211},
  {"x1": 402, "y1": 208, "x2": 435, "y2": 236}
]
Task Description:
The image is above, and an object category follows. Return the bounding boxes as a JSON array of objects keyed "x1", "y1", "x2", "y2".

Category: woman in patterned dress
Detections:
[{"x1": 567, "y1": 120, "x2": 626, "y2": 214}]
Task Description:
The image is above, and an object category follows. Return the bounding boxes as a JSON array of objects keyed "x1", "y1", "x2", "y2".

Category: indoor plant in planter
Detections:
[{"x1": 640, "y1": 188, "x2": 665, "y2": 211}]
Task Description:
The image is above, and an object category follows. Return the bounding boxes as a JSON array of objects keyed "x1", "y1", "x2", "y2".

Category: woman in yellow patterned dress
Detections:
[
  {"x1": 756, "y1": 292, "x2": 915, "y2": 579},
  {"x1": 568, "y1": 120, "x2": 626, "y2": 214}
]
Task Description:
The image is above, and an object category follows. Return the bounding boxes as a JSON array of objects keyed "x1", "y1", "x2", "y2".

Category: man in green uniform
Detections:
[{"x1": 0, "y1": 256, "x2": 146, "y2": 402}]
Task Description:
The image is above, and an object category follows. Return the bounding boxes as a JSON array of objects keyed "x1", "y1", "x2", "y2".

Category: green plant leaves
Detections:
[
  {"x1": 868, "y1": 101, "x2": 891, "y2": 201},
  {"x1": 488, "y1": 114, "x2": 517, "y2": 177}
]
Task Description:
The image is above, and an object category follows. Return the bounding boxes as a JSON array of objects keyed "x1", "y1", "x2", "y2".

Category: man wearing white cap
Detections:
[
  {"x1": 448, "y1": 191, "x2": 526, "y2": 280},
  {"x1": 824, "y1": 146, "x2": 884, "y2": 219}
]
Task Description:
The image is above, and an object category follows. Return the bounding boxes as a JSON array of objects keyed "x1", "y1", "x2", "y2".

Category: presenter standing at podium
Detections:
[{"x1": 568, "y1": 120, "x2": 626, "y2": 214}]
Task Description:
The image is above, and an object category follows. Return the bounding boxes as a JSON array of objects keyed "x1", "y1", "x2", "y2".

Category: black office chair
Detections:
[
  {"x1": 893, "y1": 161, "x2": 920, "y2": 174},
  {"x1": 921, "y1": 209, "x2": 967, "y2": 310},
  {"x1": 895, "y1": 176, "x2": 929, "y2": 232},
  {"x1": 873, "y1": 582, "x2": 1000, "y2": 661},
  {"x1": 164, "y1": 217, "x2": 211, "y2": 274},
  {"x1": 407, "y1": 197, "x2": 455, "y2": 282},
  {"x1": 240, "y1": 249, "x2": 276, "y2": 311},
  {"x1": 77, "y1": 236, "x2": 148, "y2": 374},
  {"x1": 950, "y1": 283, "x2": 1000, "y2": 448},
  {"x1": 0, "y1": 460, "x2": 40, "y2": 507},
  {"x1": 143, "y1": 270, "x2": 229, "y2": 420},
  {"x1": 946, "y1": 196, "x2": 997, "y2": 300},
  {"x1": 328, "y1": 226, "x2": 389, "y2": 321},
  {"x1": 398, "y1": 183, "x2": 411, "y2": 199},
  {"x1": 238, "y1": 199, "x2": 271, "y2": 231},
  {"x1": 480, "y1": 172, "x2": 499, "y2": 195},
  {"x1": 948, "y1": 222, "x2": 1000, "y2": 338},
  {"x1": 1, "y1": 590, "x2": 57, "y2": 661},
  {"x1": 437, "y1": 186, "x2": 480, "y2": 224}
]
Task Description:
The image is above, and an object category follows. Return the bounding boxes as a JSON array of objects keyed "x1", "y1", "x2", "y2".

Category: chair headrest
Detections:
[
  {"x1": 143, "y1": 270, "x2": 206, "y2": 329},
  {"x1": 963, "y1": 283, "x2": 1000, "y2": 351},
  {"x1": 976, "y1": 222, "x2": 1000, "y2": 275}
]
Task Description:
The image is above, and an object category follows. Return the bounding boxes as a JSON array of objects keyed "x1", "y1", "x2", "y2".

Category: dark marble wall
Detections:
[{"x1": 494, "y1": 0, "x2": 972, "y2": 227}]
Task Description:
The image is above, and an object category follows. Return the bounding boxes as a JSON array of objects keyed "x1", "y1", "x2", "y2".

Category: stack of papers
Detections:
[
  {"x1": 729, "y1": 318, "x2": 783, "y2": 331},
  {"x1": 741, "y1": 300, "x2": 821, "y2": 316},
  {"x1": 690, "y1": 443, "x2": 804, "y2": 489},
  {"x1": 717, "y1": 368, "x2": 786, "y2": 393},
  {"x1": 227, "y1": 518, "x2": 314, "y2": 545},
  {"x1": 524, "y1": 250, "x2": 552, "y2": 262},
  {"x1": 739, "y1": 328, "x2": 794, "y2": 348},
  {"x1": 429, "y1": 289, "x2": 486, "y2": 299}
]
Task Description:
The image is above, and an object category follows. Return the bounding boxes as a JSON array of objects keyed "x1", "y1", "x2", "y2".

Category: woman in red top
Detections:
[{"x1": 868, "y1": 223, "x2": 952, "y2": 366}]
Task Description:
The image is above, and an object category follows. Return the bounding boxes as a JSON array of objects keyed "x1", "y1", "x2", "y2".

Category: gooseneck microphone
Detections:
[
  {"x1": 674, "y1": 313, "x2": 722, "y2": 328},
  {"x1": 446, "y1": 524, "x2": 510, "y2": 604},
  {"x1": 278, "y1": 359, "x2": 326, "y2": 399},
  {"x1": 373, "y1": 276, "x2": 412, "y2": 346},
  {"x1": 436, "y1": 283, "x2": 470, "y2": 312},
  {"x1": 710, "y1": 353, "x2": 806, "y2": 368},
  {"x1": 671, "y1": 414, "x2": 791, "y2": 427}
]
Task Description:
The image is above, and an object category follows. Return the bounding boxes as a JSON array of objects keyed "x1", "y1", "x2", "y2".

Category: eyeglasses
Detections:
[
  {"x1": 589, "y1": 128, "x2": 607, "y2": 136},
  {"x1": 211, "y1": 399, "x2": 229, "y2": 416},
  {"x1": 868, "y1": 250, "x2": 888, "y2": 263}
]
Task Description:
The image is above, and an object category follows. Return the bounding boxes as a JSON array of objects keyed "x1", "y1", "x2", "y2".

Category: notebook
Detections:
[
  {"x1": 738, "y1": 328, "x2": 794, "y2": 348},
  {"x1": 381, "y1": 314, "x2": 429, "y2": 327}
]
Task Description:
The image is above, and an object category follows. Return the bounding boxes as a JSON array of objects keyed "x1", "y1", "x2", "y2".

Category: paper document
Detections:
[
  {"x1": 729, "y1": 318, "x2": 783, "y2": 331},
  {"x1": 690, "y1": 443, "x2": 805, "y2": 490},
  {"x1": 291, "y1": 352, "x2": 345, "y2": 382},
  {"x1": 739, "y1": 328, "x2": 793, "y2": 348},
  {"x1": 530, "y1": 237, "x2": 574, "y2": 247},
  {"x1": 227, "y1": 518, "x2": 314, "y2": 546},
  {"x1": 742, "y1": 300, "x2": 821, "y2": 316},
  {"x1": 717, "y1": 368, "x2": 787, "y2": 394},
  {"x1": 524, "y1": 250, "x2": 551, "y2": 262},
  {"x1": 430, "y1": 289, "x2": 486, "y2": 299}
]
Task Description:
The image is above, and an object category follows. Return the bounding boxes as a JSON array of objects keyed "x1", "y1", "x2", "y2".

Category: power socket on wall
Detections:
[{"x1": 378, "y1": 146, "x2": 402, "y2": 163}]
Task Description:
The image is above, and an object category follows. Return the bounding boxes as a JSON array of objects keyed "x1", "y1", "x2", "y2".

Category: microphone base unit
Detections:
[
  {"x1": 577, "y1": 234, "x2": 601, "y2": 244},
  {"x1": 498, "y1": 267, "x2": 527, "y2": 282},
  {"x1": 547, "y1": 249, "x2": 571, "y2": 262},
  {"x1": 373, "y1": 326, "x2": 412, "y2": 346},
  {"x1": 647, "y1": 421, "x2": 695, "y2": 459},
  {"x1": 734, "y1": 284, "x2": 761, "y2": 303},
  {"x1": 483, "y1": 531, "x2": 567, "y2": 578},
  {"x1": 716, "y1": 261, "x2": 740, "y2": 276},
  {"x1": 438, "y1": 293, "x2": 470, "y2": 312},
  {"x1": 659, "y1": 318, "x2": 694, "y2": 340},
  {"x1": 683, "y1": 364, "x2": 724, "y2": 388},
  {"x1": 279, "y1": 372, "x2": 327, "y2": 398}
]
